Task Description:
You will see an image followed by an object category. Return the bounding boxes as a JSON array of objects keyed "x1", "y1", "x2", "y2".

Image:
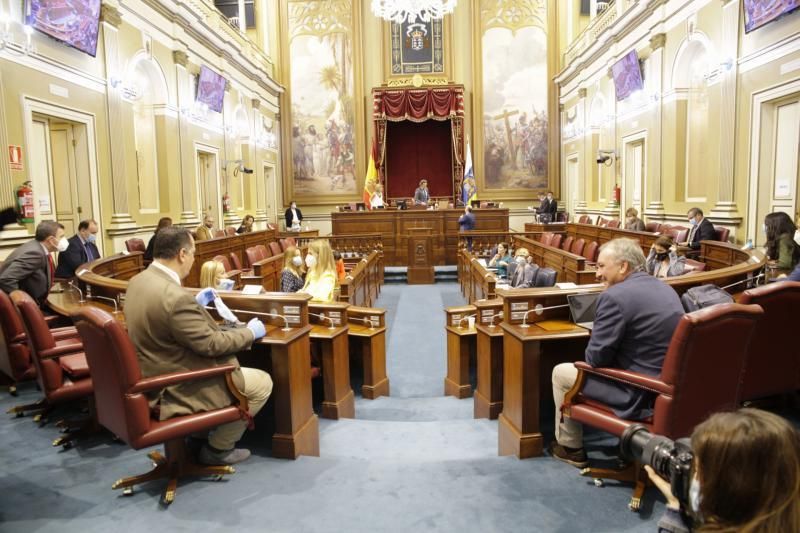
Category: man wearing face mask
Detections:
[
  {"x1": 682, "y1": 207, "x2": 715, "y2": 251},
  {"x1": 0, "y1": 220, "x2": 67, "y2": 306},
  {"x1": 55, "y1": 219, "x2": 101, "y2": 279},
  {"x1": 124, "y1": 227, "x2": 272, "y2": 466},
  {"x1": 550, "y1": 238, "x2": 684, "y2": 468},
  {"x1": 509, "y1": 248, "x2": 538, "y2": 288},
  {"x1": 284, "y1": 201, "x2": 303, "y2": 230}
]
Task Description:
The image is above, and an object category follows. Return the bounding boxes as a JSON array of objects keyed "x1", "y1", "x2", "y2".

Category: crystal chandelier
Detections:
[{"x1": 371, "y1": 0, "x2": 457, "y2": 24}]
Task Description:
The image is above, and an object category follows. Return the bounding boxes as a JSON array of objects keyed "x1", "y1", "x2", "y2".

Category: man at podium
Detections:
[{"x1": 413, "y1": 179, "x2": 429, "y2": 206}]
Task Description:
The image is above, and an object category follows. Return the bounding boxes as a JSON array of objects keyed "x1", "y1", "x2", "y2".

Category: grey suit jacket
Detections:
[
  {"x1": 124, "y1": 266, "x2": 256, "y2": 420},
  {"x1": 645, "y1": 249, "x2": 686, "y2": 278},
  {"x1": 413, "y1": 187, "x2": 429, "y2": 205},
  {"x1": 0, "y1": 239, "x2": 50, "y2": 305},
  {"x1": 581, "y1": 271, "x2": 684, "y2": 419},
  {"x1": 510, "y1": 261, "x2": 538, "y2": 288}
]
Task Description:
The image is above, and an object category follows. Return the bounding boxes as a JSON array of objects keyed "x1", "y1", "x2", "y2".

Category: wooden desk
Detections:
[
  {"x1": 443, "y1": 305, "x2": 476, "y2": 398},
  {"x1": 347, "y1": 306, "x2": 390, "y2": 399},
  {"x1": 407, "y1": 227, "x2": 434, "y2": 284},
  {"x1": 189, "y1": 229, "x2": 277, "y2": 288},
  {"x1": 473, "y1": 299, "x2": 505, "y2": 420},
  {"x1": 331, "y1": 208, "x2": 508, "y2": 266},
  {"x1": 309, "y1": 302, "x2": 354, "y2": 420}
]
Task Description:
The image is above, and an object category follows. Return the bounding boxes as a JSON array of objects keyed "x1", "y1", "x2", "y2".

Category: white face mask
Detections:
[
  {"x1": 305, "y1": 254, "x2": 317, "y2": 268},
  {"x1": 292, "y1": 255, "x2": 303, "y2": 267},
  {"x1": 56, "y1": 237, "x2": 69, "y2": 252},
  {"x1": 689, "y1": 475, "x2": 701, "y2": 514},
  {"x1": 516, "y1": 256, "x2": 526, "y2": 264},
  {"x1": 217, "y1": 278, "x2": 235, "y2": 291}
]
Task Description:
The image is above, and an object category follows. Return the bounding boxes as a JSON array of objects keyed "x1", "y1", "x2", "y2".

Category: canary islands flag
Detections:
[{"x1": 461, "y1": 141, "x2": 477, "y2": 205}]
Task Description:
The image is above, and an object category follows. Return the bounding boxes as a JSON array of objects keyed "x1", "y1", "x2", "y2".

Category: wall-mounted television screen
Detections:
[
  {"x1": 743, "y1": 0, "x2": 800, "y2": 33},
  {"x1": 611, "y1": 50, "x2": 644, "y2": 102},
  {"x1": 196, "y1": 66, "x2": 227, "y2": 113},
  {"x1": 27, "y1": 0, "x2": 102, "y2": 57}
]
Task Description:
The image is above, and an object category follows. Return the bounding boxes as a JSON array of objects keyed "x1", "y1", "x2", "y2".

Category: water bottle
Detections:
[{"x1": 744, "y1": 239, "x2": 753, "y2": 250}]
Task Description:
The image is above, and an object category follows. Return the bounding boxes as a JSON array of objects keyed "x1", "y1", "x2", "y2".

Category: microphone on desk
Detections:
[
  {"x1": 309, "y1": 312, "x2": 336, "y2": 330},
  {"x1": 90, "y1": 294, "x2": 120, "y2": 315},
  {"x1": 202, "y1": 305, "x2": 293, "y2": 332},
  {"x1": 721, "y1": 272, "x2": 765, "y2": 290},
  {"x1": 68, "y1": 280, "x2": 86, "y2": 304}
]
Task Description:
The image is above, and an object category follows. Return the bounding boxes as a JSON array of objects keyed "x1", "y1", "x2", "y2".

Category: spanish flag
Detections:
[{"x1": 363, "y1": 143, "x2": 378, "y2": 208}]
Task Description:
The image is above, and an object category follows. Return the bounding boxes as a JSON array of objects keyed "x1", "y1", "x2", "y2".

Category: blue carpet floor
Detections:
[{"x1": 0, "y1": 282, "x2": 671, "y2": 532}]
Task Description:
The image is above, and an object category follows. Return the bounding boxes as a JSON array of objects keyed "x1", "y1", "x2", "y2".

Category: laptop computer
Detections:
[{"x1": 567, "y1": 293, "x2": 600, "y2": 330}]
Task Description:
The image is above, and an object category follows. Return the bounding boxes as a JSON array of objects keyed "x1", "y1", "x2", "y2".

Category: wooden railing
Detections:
[{"x1": 189, "y1": 228, "x2": 278, "y2": 288}]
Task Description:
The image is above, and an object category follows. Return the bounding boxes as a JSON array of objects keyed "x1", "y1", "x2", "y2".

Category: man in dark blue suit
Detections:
[
  {"x1": 683, "y1": 207, "x2": 715, "y2": 250},
  {"x1": 550, "y1": 238, "x2": 684, "y2": 467},
  {"x1": 55, "y1": 219, "x2": 100, "y2": 279}
]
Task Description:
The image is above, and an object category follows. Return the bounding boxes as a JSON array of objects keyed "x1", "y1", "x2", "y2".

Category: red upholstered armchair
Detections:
[
  {"x1": 738, "y1": 281, "x2": 800, "y2": 401},
  {"x1": 125, "y1": 238, "x2": 146, "y2": 253},
  {"x1": 606, "y1": 219, "x2": 621, "y2": 229},
  {"x1": 269, "y1": 241, "x2": 282, "y2": 257},
  {"x1": 644, "y1": 222, "x2": 661, "y2": 233},
  {"x1": 10, "y1": 291, "x2": 94, "y2": 446},
  {"x1": 0, "y1": 289, "x2": 78, "y2": 398},
  {"x1": 578, "y1": 215, "x2": 592, "y2": 224},
  {"x1": 561, "y1": 236, "x2": 574, "y2": 252},
  {"x1": 72, "y1": 306, "x2": 248, "y2": 505},
  {"x1": 562, "y1": 303, "x2": 763, "y2": 511}
]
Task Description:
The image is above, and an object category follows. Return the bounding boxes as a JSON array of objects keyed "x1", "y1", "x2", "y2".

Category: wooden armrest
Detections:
[
  {"x1": 38, "y1": 343, "x2": 84, "y2": 360},
  {"x1": 573, "y1": 361, "x2": 673, "y2": 395},
  {"x1": 130, "y1": 364, "x2": 238, "y2": 394}
]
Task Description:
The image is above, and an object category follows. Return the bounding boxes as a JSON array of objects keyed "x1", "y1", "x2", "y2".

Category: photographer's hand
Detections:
[{"x1": 644, "y1": 465, "x2": 681, "y2": 510}]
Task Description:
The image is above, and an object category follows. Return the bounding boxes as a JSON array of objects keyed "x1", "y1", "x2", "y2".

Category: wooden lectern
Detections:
[{"x1": 407, "y1": 226, "x2": 435, "y2": 284}]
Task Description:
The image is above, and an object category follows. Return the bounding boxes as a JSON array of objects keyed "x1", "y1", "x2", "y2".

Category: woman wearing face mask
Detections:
[
  {"x1": 280, "y1": 245, "x2": 305, "y2": 293},
  {"x1": 199, "y1": 260, "x2": 234, "y2": 291},
  {"x1": 648, "y1": 408, "x2": 800, "y2": 533},
  {"x1": 489, "y1": 242, "x2": 512, "y2": 278},
  {"x1": 763, "y1": 212, "x2": 800, "y2": 271},
  {"x1": 300, "y1": 239, "x2": 337, "y2": 302},
  {"x1": 284, "y1": 201, "x2": 303, "y2": 231},
  {"x1": 625, "y1": 208, "x2": 646, "y2": 232},
  {"x1": 646, "y1": 236, "x2": 685, "y2": 278}
]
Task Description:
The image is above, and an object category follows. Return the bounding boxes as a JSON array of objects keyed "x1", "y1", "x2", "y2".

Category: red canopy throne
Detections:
[{"x1": 372, "y1": 85, "x2": 465, "y2": 202}]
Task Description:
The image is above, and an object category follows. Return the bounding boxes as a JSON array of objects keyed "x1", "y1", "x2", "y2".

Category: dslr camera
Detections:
[{"x1": 621, "y1": 424, "x2": 694, "y2": 506}]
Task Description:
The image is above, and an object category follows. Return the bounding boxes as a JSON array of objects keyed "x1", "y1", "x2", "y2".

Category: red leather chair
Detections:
[
  {"x1": 550, "y1": 234, "x2": 563, "y2": 249},
  {"x1": 606, "y1": 219, "x2": 621, "y2": 229},
  {"x1": 738, "y1": 281, "x2": 800, "y2": 401},
  {"x1": 561, "y1": 236, "x2": 574, "y2": 252},
  {"x1": 213, "y1": 230, "x2": 225, "y2": 238},
  {"x1": 11, "y1": 291, "x2": 94, "y2": 444},
  {"x1": 540, "y1": 232, "x2": 554, "y2": 247},
  {"x1": 225, "y1": 227, "x2": 236, "y2": 237},
  {"x1": 578, "y1": 215, "x2": 592, "y2": 224},
  {"x1": 125, "y1": 238, "x2": 146, "y2": 253},
  {"x1": 713, "y1": 226, "x2": 730, "y2": 243},
  {"x1": 212, "y1": 255, "x2": 241, "y2": 276},
  {"x1": 556, "y1": 211, "x2": 569, "y2": 223},
  {"x1": 283, "y1": 237, "x2": 297, "y2": 247},
  {"x1": 269, "y1": 241, "x2": 282, "y2": 257},
  {"x1": 596, "y1": 217, "x2": 608, "y2": 227},
  {"x1": 644, "y1": 222, "x2": 661, "y2": 233},
  {"x1": 583, "y1": 241, "x2": 599, "y2": 263},
  {"x1": 0, "y1": 290, "x2": 77, "y2": 398},
  {"x1": 244, "y1": 247, "x2": 257, "y2": 267},
  {"x1": 72, "y1": 307, "x2": 246, "y2": 505},
  {"x1": 570, "y1": 238, "x2": 586, "y2": 257},
  {"x1": 563, "y1": 303, "x2": 763, "y2": 511},
  {"x1": 229, "y1": 252, "x2": 244, "y2": 271},
  {"x1": 256, "y1": 244, "x2": 269, "y2": 259}
]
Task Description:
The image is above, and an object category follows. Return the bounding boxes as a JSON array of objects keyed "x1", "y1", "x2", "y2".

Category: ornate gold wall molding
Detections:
[{"x1": 479, "y1": 0, "x2": 546, "y2": 34}]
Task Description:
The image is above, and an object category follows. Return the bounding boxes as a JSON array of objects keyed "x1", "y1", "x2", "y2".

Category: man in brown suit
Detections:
[
  {"x1": 124, "y1": 226, "x2": 272, "y2": 465},
  {"x1": 195, "y1": 213, "x2": 215, "y2": 241}
]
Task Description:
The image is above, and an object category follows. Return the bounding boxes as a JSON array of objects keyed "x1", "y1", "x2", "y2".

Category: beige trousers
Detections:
[
  {"x1": 552, "y1": 362, "x2": 583, "y2": 448},
  {"x1": 209, "y1": 367, "x2": 273, "y2": 451}
]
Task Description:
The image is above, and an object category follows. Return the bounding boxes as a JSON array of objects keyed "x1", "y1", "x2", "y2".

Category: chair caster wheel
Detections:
[
  {"x1": 122, "y1": 486, "x2": 134, "y2": 496},
  {"x1": 52, "y1": 437, "x2": 64, "y2": 447},
  {"x1": 593, "y1": 478, "x2": 604, "y2": 487},
  {"x1": 628, "y1": 498, "x2": 641, "y2": 512},
  {"x1": 62, "y1": 441, "x2": 73, "y2": 450},
  {"x1": 213, "y1": 475, "x2": 224, "y2": 481},
  {"x1": 33, "y1": 414, "x2": 42, "y2": 423},
  {"x1": 15, "y1": 411, "x2": 24, "y2": 418}
]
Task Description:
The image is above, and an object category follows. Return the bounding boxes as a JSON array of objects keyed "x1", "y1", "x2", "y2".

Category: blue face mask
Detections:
[
  {"x1": 86, "y1": 234, "x2": 97, "y2": 244},
  {"x1": 689, "y1": 218, "x2": 697, "y2": 226}
]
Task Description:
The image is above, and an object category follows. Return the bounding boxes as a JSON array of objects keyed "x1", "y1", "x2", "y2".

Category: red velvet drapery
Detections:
[
  {"x1": 372, "y1": 85, "x2": 465, "y2": 200},
  {"x1": 385, "y1": 120, "x2": 453, "y2": 198}
]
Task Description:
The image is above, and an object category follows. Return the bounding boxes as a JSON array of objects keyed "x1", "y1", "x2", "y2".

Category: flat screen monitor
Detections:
[
  {"x1": 743, "y1": 0, "x2": 800, "y2": 33},
  {"x1": 196, "y1": 66, "x2": 227, "y2": 113},
  {"x1": 27, "y1": 0, "x2": 102, "y2": 57},
  {"x1": 356, "y1": 202, "x2": 366, "y2": 211},
  {"x1": 471, "y1": 200, "x2": 481, "y2": 208},
  {"x1": 397, "y1": 200, "x2": 407, "y2": 210},
  {"x1": 611, "y1": 50, "x2": 644, "y2": 102}
]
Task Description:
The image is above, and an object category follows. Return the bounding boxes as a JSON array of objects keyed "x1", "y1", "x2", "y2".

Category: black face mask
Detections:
[{"x1": 655, "y1": 252, "x2": 669, "y2": 261}]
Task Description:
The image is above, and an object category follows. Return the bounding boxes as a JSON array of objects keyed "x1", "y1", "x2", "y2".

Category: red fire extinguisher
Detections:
[
  {"x1": 17, "y1": 181, "x2": 34, "y2": 223},
  {"x1": 612, "y1": 184, "x2": 621, "y2": 205},
  {"x1": 222, "y1": 192, "x2": 231, "y2": 214}
]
